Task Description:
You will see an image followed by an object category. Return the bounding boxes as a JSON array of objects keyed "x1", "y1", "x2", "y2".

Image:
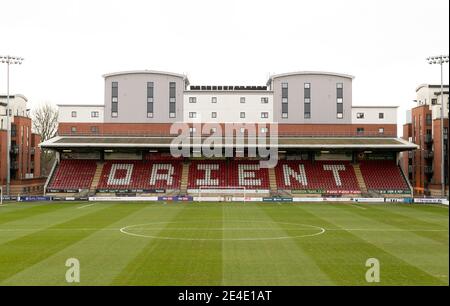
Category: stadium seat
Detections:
[
  {"x1": 359, "y1": 161, "x2": 409, "y2": 192},
  {"x1": 47, "y1": 159, "x2": 97, "y2": 191},
  {"x1": 97, "y1": 160, "x2": 182, "y2": 190},
  {"x1": 274, "y1": 160, "x2": 360, "y2": 193},
  {"x1": 188, "y1": 160, "x2": 269, "y2": 190}
]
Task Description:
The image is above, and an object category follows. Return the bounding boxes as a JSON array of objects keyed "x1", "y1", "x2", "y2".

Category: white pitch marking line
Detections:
[
  {"x1": 77, "y1": 203, "x2": 95, "y2": 209},
  {"x1": 348, "y1": 204, "x2": 367, "y2": 210},
  {"x1": 119, "y1": 220, "x2": 326, "y2": 241},
  {"x1": 0, "y1": 227, "x2": 446, "y2": 233},
  {"x1": 326, "y1": 228, "x2": 448, "y2": 232}
]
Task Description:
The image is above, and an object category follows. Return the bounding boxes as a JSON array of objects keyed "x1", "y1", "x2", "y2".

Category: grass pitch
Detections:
[{"x1": 0, "y1": 201, "x2": 448, "y2": 286}]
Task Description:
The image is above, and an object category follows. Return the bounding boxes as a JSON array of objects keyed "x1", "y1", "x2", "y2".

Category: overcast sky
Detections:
[{"x1": 1, "y1": 0, "x2": 449, "y2": 132}]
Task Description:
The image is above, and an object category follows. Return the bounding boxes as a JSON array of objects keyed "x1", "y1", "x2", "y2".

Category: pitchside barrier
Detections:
[{"x1": 1, "y1": 194, "x2": 447, "y2": 205}]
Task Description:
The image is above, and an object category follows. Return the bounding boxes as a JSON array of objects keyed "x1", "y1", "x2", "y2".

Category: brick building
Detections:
[
  {"x1": 0, "y1": 94, "x2": 44, "y2": 195},
  {"x1": 401, "y1": 84, "x2": 449, "y2": 196}
]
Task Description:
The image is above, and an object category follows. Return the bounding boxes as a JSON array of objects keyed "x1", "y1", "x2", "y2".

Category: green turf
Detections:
[{"x1": 0, "y1": 201, "x2": 447, "y2": 286}]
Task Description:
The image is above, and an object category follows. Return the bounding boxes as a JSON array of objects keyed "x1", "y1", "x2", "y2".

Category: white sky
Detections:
[{"x1": 1, "y1": 0, "x2": 449, "y2": 133}]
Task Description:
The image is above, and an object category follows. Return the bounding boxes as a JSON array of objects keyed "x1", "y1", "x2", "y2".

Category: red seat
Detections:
[
  {"x1": 47, "y1": 159, "x2": 97, "y2": 191},
  {"x1": 97, "y1": 160, "x2": 182, "y2": 190},
  {"x1": 188, "y1": 160, "x2": 269, "y2": 189},
  {"x1": 359, "y1": 161, "x2": 409, "y2": 192},
  {"x1": 275, "y1": 160, "x2": 360, "y2": 193}
]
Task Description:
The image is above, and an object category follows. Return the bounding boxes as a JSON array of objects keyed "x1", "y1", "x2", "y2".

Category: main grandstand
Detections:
[{"x1": 40, "y1": 70, "x2": 417, "y2": 199}]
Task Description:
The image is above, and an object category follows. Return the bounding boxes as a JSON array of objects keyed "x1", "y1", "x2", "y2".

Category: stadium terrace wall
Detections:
[{"x1": 58, "y1": 122, "x2": 397, "y2": 137}]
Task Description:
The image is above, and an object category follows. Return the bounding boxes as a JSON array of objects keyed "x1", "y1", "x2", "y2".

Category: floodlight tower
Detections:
[
  {"x1": 0, "y1": 55, "x2": 24, "y2": 196},
  {"x1": 426, "y1": 55, "x2": 449, "y2": 198}
]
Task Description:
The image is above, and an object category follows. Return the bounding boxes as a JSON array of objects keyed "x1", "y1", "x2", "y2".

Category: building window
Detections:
[
  {"x1": 91, "y1": 111, "x2": 99, "y2": 118},
  {"x1": 261, "y1": 112, "x2": 269, "y2": 119},
  {"x1": 379, "y1": 112, "x2": 384, "y2": 119},
  {"x1": 147, "y1": 82, "x2": 154, "y2": 118},
  {"x1": 261, "y1": 97, "x2": 268, "y2": 104},
  {"x1": 211, "y1": 112, "x2": 217, "y2": 118},
  {"x1": 189, "y1": 112, "x2": 197, "y2": 118},
  {"x1": 432, "y1": 98, "x2": 438, "y2": 105},
  {"x1": 240, "y1": 127, "x2": 246, "y2": 133},
  {"x1": 426, "y1": 113, "x2": 432, "y2": 126},
  {"x1": 356, "y1": 112, "x2": 365, "y2": 119},
  {"x1": 189, "y1": 97, "x2": 197, "y2": 103},
  {"x1": 304, "y1": 83, "x2": 311, "y2": 119},
  {"x1": 91, "y1": 126, "x2": 99, "y2": 134},
  {"x1": 240, "y1": 97, "x2": 246, "y2": 103},
  {"x1": 189, "y1": 127, "x2": 196, "y2": 134},
  {"x1": 378, "y1": 127, "x2": 384, "y2": 134},
  {"x1": 71, "y1": 126, "x2": 77, "y2": 133},
  {"x1": 71, "y1": 111, "x2": 77, "y2": 118},
  {"x1": 304, "y1": 104, "x2": 311, "y2": 119},
  {"x1": 356, "y1": 127, "x2": 364, "y2": 135},
  {"x1": 336, "y1": 83, "x2": 343, "y2": 119},
  {"x1": 211, "y1": 97, "x2": 217, "y2": 103},
  {"x1": 282, "y1": 82, "x2": 288, "y2": 118},
  {"x1": 169, "y1": 82, "x2": 176, "y2": 118},
  {"x1": 260, "y1": 127, "x2": 268, "y2": 134},
  {"x1": 240, "y1": 112, "x2": 246, "y2": 118},
  {"x1": 112, "y1": 81, "x2": 118, "y2": 117}
]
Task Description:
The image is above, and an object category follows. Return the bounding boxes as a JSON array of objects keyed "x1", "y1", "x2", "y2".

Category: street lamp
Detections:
[
  {"x1": 0, "y1": 55, "x2": 24, "y2": 196},
  {"x1": 426, "y1": 55, "x2": 449, "y2": 198}
]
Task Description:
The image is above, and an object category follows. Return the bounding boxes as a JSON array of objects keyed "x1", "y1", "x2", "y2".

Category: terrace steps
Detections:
[
  {"x1": 90, "y1": 162, "x2": 104, "y2": 194},
  {"x1": 180, "y1": 161, "x2": 190, "y2": 194},
  {"x1": 268, "y1": 167, "x2": 277, "y2": 192},
  {"x1": 353, "y1": 164, "x2": 368, "y2": 193}
]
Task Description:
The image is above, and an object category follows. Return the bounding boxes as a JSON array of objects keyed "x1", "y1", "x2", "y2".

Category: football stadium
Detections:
[{"x1": 0, "y1": 70, "x2": 448, "y2": 286}]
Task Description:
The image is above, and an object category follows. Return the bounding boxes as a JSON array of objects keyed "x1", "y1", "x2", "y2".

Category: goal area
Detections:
[{"x1": 194, "y1": 186, "x2": 250, "y2": 202}]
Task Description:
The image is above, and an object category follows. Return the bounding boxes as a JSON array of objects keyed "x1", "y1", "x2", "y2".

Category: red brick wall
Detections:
[
  {"x1": 277, "y1": 124, "x2": 397, "y2": 137},
  {"x1": 11, "y1": 116, "x2": 33, "y2": 180},
  {"x1": 58, "y1": 122, "x2": 397, "y2": 137},
  {"x1": 432, "y1": 118, "x2": 449, "y2": 185},
  {"x1": 409, "y1": 105, "x2": 433, "y2": 193}
]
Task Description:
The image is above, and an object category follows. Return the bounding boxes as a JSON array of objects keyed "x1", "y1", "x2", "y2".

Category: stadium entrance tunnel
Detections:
[{"x1": 119, "y1": 220, "x2": 325, "y2": 241}]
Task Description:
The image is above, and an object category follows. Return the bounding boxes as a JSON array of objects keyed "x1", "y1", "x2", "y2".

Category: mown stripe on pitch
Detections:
[
  {"x1": 338, "y1": 204, "x2": 449, "y2": 245},
  {"x1": 375, "y1": 204, "x2": 449, "y2": 228},
  {"x1": 221, "y1": 203, "x2": 333, "y2": 285},
  {"x1": 0, "y1": 203, "x2": 146, "y2": 282},
  {"x1": 112, "y1": 203, "x2": 224, "y2": 286},
  {"x1": 0, "y1": 203, "x2": 182, "y2": 285},
  {"x1": 0, "y1": 203, "x2": 69, "y2": 226},
  {"x1": 263, "y1": 204, "x2": 445, "y2": 285},
  {"x1": 308, "y1": 203, "x2": 448, "y2": 283}
]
